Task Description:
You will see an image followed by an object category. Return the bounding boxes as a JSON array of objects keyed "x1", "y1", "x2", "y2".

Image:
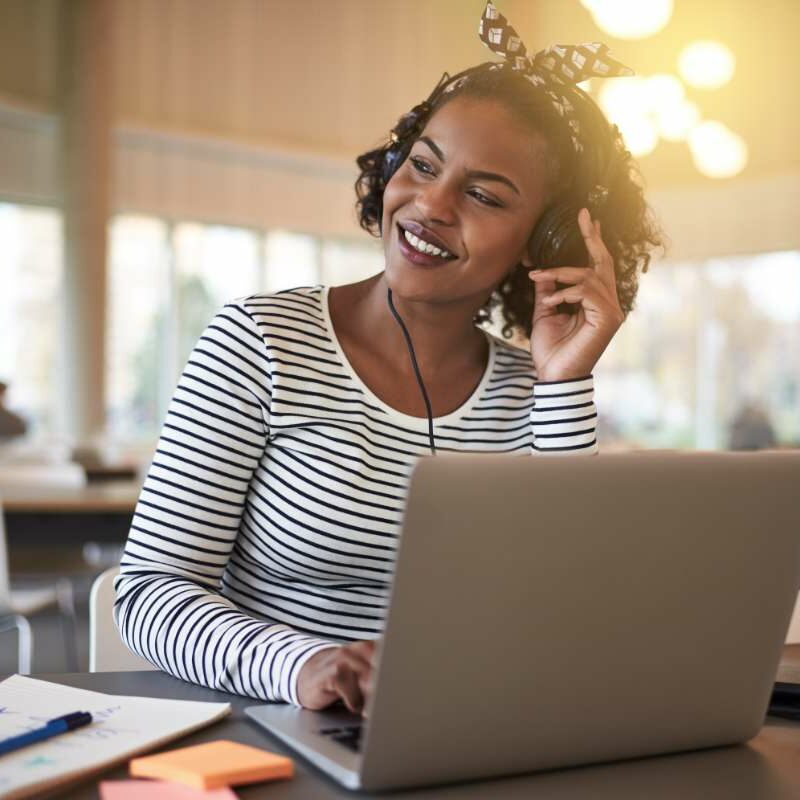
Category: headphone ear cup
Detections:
[
  {"x1": 382, "y1": 146, "x2": 400, "y2": 185},
  {"x1": 527, "y1": 203, "x2": 590, "y2": 269},
  {"x1": 382, "y1": 140, "x2": 413, "y2": 186}
]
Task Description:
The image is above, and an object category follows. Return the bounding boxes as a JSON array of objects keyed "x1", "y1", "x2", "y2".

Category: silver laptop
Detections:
[{"x1": 245, "y1": 451, "x2": 800, "y2": 791}]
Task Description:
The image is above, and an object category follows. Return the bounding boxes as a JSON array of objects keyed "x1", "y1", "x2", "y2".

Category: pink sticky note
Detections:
[{"x1": 99, "y1": 780, "x2": 237, "y2": 800}]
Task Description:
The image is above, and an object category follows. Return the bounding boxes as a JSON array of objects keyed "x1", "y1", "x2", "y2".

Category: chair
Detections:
[
  {"x1": 0, "y1": 499, "x2": 78, "y2": 673},
  {"x1": 89, "y1": 566, "x2": 156, "y2": 671}
]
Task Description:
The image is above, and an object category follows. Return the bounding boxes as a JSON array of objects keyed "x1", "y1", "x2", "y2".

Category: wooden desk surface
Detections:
[
  {"x1": 2, "y1": 480, "x2": 141, "y2": 513},
  {"x1": 25, "y1": 649, "x2": 800, "y2": 800}
]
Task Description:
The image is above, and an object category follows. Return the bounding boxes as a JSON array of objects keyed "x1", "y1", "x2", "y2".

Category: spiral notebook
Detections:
[{"x1": 0, "y1": 675, "x2": 230, "y2": 800}]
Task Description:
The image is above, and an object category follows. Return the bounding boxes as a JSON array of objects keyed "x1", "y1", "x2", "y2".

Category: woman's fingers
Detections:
[
  {"x1": 334, "y1": 641, "x2": 377, "y2": 714},
  {"x1": 296, "y1": 639, "x2": 378, "y2": 714},
  {"x1": 530, "y1": 267, "x2": 612, "y2": 306},
  {"x1": 529, "y1": 266, "x2": 599, "y2": 287},
  {"x1": 577, "y1": 208, "x2": 616, "y2": 292},
  {"x1": 540, "y1": 283, "x2": 623, "y2": 326},
  {"x1": 334, "y1": 659, "x2": 365, "y2": 713}
]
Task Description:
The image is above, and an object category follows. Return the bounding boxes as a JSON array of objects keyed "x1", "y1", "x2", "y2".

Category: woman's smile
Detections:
[
  {"x1": 396, "y1": 225, "x2": 453, "y2": 268},
  {"x1": 396, "y1": 222, "x2": 457, "y2": 267}
]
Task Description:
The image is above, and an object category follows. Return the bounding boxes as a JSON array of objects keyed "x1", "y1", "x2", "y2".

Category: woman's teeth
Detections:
[{"x1": 403, "y1": 228, "x2": 452, "y2": 259}]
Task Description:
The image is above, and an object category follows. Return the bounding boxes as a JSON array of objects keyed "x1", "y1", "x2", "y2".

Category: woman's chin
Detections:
[{"x1": 383, "y1": 259, "x2": 449, "y2": 303}]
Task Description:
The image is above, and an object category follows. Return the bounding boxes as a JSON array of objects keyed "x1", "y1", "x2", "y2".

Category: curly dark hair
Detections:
[{"x1": 355, "y1": 63, "x2": 665, "y2": 340}]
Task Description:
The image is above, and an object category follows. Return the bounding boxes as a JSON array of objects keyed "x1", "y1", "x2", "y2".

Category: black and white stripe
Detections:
[{"x1": 115, "y1": 286, "x2": 597, "y2": 704}]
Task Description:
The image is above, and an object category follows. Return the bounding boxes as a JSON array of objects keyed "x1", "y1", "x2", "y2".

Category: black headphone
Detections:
[{"x1": 381, "y1": 65, "x2": 622, "y2": 455}]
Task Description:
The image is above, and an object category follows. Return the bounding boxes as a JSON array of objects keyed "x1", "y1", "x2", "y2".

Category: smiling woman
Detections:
[{"x1": 114, "y1": 2, "x2": 664, "y2": 715}]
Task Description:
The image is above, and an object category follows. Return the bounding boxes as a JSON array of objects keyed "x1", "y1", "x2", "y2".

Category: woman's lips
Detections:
[{"x1": 396, "y1": 224, "x2": 455, "y2": 268}]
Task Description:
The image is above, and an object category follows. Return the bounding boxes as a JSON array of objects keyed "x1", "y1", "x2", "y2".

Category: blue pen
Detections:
[{"x1": 0, "y1": 712, "x2": 93, "y2": 757}]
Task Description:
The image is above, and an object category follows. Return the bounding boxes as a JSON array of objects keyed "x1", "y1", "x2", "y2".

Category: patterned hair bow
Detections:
[{"x1": 476, "y1": 0, "x2": 634, "y2": 151}]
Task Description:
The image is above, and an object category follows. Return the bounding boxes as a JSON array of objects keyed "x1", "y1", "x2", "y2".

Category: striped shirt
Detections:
[{"x1": 115, "y1": 285, "x2": 598, "y2": 705}]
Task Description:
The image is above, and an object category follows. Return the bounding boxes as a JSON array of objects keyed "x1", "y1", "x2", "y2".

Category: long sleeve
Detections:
[
  {"x1": 531, "y1": 374, "x2": 599, "y2": 454},
  {"x1": 114, "y1": 302, "x2": 337, "y2": 705}
]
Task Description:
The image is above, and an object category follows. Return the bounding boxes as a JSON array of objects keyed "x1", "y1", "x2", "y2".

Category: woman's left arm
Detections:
[{"x1": 527, "y1": 208, "x2": 625, "y2": 455}]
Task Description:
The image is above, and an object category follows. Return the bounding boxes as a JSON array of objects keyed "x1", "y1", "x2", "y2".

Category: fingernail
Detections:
[{"x1": 530, "y1": 269, "x2": 543, "y2": 274}]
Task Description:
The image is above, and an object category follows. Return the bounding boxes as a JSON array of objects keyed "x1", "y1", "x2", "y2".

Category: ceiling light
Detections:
[
  {"x1": 678, "y1": 41, "x2": 735, "y2": 89},
  {"x1": 655, "y1": 99, "x2": 700, "y2": 141},
  {"x1": 645, "y1": 74, "x2": 685, "y2": 110},
  {"x1": 598, "y1": 76, "x2": 648, "y2": 121},
  {"x1": 580, "y1": 0, "x2": 673, "y2": 40},
  {"x1": 615, "y1": 115, "x2": 659, "y2": 157},
  {"x1": 688, "y1": 121, "x2": 748, "y2": 178}
]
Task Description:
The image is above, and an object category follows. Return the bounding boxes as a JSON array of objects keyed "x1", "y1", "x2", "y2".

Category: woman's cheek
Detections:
[{"x1": 381, "y1": 171, "x2": 408, "y2": 221}]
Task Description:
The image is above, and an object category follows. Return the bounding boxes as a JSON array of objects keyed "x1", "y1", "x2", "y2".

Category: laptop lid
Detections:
[{"x1": 357, "y1": 451, "x2": 800, "y2": 790}]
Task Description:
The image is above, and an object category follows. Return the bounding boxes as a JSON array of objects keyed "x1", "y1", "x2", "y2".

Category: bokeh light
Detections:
[
  {"x1": 688, "y1": 121, "x2": 748, "y2": 177},
  {"x1": 580, "y1": 0, "x2": 673, "y2": 40},
  {"x1": 655, "y1": 99, "x2": 700, "y2": 142},
  {"x1": 646, "y1": 74, "x2": 685, "y2": 108},
  {"x1": 615, "y1": 115, "x2": 659, "y2": 156},
  {"x1": 598, "y1": 76, "x2": 649, "y2": 121},
  {"x1": 678, "y1": 41, "x2": 736, "y2": 89}
]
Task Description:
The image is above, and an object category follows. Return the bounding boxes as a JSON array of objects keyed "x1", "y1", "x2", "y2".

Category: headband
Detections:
[
  {"x1": 386, "y1": 2, "x2": 634, "y2": 201},
  {"x1": 476, "y1": 1, "x2": 633, "y2": 154}
]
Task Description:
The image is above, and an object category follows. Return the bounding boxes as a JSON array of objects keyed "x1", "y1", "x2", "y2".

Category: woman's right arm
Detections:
[{"x1": 114, "y1": 301, "x2": 338, "y2": 705}]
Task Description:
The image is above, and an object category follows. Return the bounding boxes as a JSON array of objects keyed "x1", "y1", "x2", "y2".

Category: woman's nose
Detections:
[{"x1": 415, "y1": 180, "x2": 457, "y2": 226}]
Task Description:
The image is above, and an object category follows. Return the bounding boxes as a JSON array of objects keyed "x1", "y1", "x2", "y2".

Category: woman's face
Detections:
[{"x1": 381, "y1": 95, "x2": 552, "y2": 306}]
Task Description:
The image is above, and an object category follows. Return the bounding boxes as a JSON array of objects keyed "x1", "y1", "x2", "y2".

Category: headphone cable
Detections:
[{"x1": 386, "y1": 287, "x2": 437, "y2": 456}]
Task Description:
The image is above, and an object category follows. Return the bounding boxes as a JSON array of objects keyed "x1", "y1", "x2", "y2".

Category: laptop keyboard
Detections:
[{"x1": 319, "y1": 724, "x2": 363, "y2": 753}]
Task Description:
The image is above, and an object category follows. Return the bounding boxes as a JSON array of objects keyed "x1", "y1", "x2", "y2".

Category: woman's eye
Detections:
[
  {"x1": 469, "y1": 190, "x2": 501, "y2": 208},
  {"x1": 409, "y1": 156, "x2": 434, "y2": 175},
  {"x1": 407, "y1": 157, "x2": 502, "y2": 208}
]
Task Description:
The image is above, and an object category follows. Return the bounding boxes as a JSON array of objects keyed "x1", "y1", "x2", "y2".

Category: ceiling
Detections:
[{"x1": 1, "y1": 0, "x2": 798, "y2": 190}]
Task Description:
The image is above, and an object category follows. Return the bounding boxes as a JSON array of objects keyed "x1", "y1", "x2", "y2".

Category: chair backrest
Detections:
[{"x1": 89, "y1": 567, "x2": 157, "y2": 672}]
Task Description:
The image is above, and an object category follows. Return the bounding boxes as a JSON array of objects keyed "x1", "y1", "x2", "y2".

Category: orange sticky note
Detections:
[{"x1": 129, "y1": 740, "x2": 293, "y2": 789}]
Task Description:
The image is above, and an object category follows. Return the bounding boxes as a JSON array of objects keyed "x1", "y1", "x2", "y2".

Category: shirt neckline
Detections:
[{"x1": 320, "y1": 285, "x2": 496, "y2": 428}]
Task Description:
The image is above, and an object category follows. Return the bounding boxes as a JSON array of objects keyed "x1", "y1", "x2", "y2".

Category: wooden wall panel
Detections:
[
  {"x1": 0, "y1": 0, "x2": 60, "y2": 108},
  {"x1": 110, "y1": 0, "x2": 536, "y2": 156}
]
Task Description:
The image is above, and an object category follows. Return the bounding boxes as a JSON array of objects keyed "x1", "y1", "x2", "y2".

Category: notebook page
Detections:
[{"x1": 0, "y1": 675, "x2": 231, "y2": 800}]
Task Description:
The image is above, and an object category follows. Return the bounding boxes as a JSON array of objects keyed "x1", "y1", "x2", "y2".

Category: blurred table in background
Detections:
[
  {"x1": 3, "y1": 480, "x2": 140, "y2": 574},
  {"x1": 3, "y1": 481, "x2": 140, "y2": 514}
]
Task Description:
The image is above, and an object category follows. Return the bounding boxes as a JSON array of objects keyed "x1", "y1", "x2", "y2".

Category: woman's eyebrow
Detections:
[{"x1": 418, "y1": 135, "x2": 520, "y2": 196}]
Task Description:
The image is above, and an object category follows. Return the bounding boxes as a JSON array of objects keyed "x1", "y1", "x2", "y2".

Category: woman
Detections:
[{"x1": 115, "y1": 3, "x2": 662, "y2": 716}]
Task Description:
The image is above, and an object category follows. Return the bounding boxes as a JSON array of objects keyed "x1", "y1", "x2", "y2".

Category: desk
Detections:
[
  {"x1": 2, "y1": 482, "x2": 140, "y2": 574},
  {"x1": 29, "y1": 658, "x2": 800, "y2": 800},
  {"x1": 2, "y1": 481, "x2": 141, "y2": 514}
]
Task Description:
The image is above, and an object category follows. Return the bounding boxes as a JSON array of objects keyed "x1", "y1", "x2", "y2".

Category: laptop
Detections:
[{"x1": 245, "y1": 451, "x2": 800, "y2": 791}]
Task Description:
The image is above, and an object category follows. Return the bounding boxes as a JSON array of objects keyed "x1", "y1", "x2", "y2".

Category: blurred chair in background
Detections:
[
  {"x1": 89, "y1": 566, "x2": 156, "y2": 672},
  {"x1": 0, "y1": 613, "x2": 31, "y2": 673},
  {"x1": 0, "y1": 498, "x2": 79, "y2": 672},
  {"x1": 0, "y1": 381, "x2": 27, "y2": 442},
  {"x1": 729, "y1": 403, "x2": 778, "y2": 451}
]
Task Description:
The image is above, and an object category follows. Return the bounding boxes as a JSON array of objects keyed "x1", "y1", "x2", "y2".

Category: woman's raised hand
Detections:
[
  {"x1": 296, "y1": 640, "x2": 378, "y2": 715},
  {"x1": 527, "y1": 208, "x2": 624, "y2": 382}
]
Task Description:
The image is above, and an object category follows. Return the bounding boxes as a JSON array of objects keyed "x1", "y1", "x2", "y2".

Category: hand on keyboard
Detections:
[{"x1": 297, "y1": 639, "x2": 379, "y2": 716}]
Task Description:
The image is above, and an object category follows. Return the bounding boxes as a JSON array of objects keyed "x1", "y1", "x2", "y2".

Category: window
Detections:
[
  {"x1": 264, "y1": 231, "x2": 320, "y2": 293},
  {"x1": 321, "y1": 237, "x2": 383, "y2": 286},
  {"x1": 106, "y1": 215, "x2": 170, "y2": 439},
  {"x1": 0, "y1": 203, "x2": 63, "y2": 437},
  {"x1": 106, "y1": 221, "x2": 326, "y2": 439},
  {"x1": 594, "y1": 251, "x2": 800, "y2": 449},
  {"x1": 173, "y1": 223, "x2": 262, "y2": 368}
]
